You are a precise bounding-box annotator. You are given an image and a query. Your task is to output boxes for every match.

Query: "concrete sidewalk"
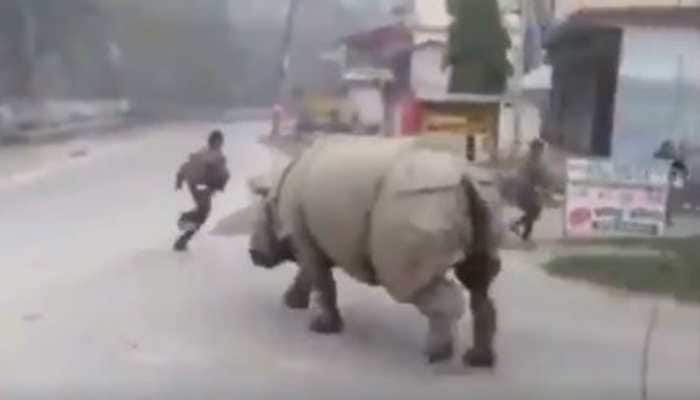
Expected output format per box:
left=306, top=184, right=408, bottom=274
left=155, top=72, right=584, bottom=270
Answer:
left=0, top=120, right=164, bottom=192
left=230, top=131, right=700, bottom=399
left=0, top=99, right=130, bottom=145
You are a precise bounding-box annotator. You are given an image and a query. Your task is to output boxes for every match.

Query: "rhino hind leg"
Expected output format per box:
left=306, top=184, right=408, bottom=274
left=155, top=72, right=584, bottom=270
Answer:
left=463, top=294, right=496, bottom=368
left=454, top=253, right=501, bottom=368
left=412, top=277, right=465, bottom=364
left=284, top=269, right=311, bottom=309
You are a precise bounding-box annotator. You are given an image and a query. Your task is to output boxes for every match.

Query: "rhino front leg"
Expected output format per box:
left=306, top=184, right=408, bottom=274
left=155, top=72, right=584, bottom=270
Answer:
left=292, top=209, right=343, bottom=334
left=412, top=277, right=465, bottom=364
left=454, top=253, right=501, bottom=368
left=284, top=268, right=311, bottom=309
left=308, top=266, right=343, bottom=334
left=291, top=225, right=344, bottom=334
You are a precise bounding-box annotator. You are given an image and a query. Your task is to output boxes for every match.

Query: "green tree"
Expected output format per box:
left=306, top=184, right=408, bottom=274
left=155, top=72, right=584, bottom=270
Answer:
left=445, top=0, right=512, bottom=94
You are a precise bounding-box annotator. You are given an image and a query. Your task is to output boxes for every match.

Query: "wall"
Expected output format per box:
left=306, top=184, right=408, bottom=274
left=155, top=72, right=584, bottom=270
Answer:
left=545, top=43, right=597, bottom=154
left=346, top=46, right=377, bottom=69
left=612, top=26, right=700, bottom=164
left=544, top=26, right=623, bottom=157
left=497, top=101, right=543, bottom=159
left=409, top=44, right=450, bottom=98
left=348, top=85, right=384, bottom=126
left=413, top=0, right=451, bottom=28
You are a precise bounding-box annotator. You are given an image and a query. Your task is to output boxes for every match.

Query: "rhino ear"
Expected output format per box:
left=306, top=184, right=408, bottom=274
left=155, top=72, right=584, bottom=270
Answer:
left=247, top=176, right=271, bottom=197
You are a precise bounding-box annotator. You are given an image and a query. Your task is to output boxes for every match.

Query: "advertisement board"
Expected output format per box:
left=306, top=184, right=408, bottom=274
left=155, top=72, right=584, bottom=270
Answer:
left=564, top=158, right=671, bottom=238
left=422, top=112, right=470, bottom=135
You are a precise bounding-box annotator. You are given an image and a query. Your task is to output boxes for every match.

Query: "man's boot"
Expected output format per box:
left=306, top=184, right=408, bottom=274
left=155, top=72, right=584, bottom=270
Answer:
left=173, top=230, right=195, bottom=252
left=178, top=212, right=198, bottom=233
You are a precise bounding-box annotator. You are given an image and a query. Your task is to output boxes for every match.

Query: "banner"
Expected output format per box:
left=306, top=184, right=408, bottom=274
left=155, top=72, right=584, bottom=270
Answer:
left=421, top=108, right=498, bottom=136
left=564, top=158, right=670, bottom=238
left=422, top=112, right=470, bottom=135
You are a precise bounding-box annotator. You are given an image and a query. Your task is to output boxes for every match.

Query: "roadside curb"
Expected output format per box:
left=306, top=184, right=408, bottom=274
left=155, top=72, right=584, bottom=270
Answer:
left=0, top=116, right=141, bottom=146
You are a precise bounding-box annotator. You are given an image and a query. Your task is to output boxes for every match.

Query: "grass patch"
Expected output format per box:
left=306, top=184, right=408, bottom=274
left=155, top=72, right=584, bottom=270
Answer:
left=545, top=236, right=700, bottom=303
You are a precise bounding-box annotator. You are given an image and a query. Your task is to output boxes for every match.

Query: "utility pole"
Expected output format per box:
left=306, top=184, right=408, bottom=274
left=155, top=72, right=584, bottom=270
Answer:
left=671, top=54, right=686, bottom=144
left=271, top=0, right=302, bottom=137
left=510, top=0, right=527, bottom=161
left=17, top=0, right=37, bottom=99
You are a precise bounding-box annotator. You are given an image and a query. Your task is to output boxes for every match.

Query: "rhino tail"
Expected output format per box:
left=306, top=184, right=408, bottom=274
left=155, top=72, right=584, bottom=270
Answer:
left=461, top=176, right=495, bottom=255
left=457, top=176, right=502, bottom=290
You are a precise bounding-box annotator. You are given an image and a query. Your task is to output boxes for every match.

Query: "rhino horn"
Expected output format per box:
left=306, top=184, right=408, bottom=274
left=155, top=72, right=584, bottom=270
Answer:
left=247, top=175, right=271, bottom=197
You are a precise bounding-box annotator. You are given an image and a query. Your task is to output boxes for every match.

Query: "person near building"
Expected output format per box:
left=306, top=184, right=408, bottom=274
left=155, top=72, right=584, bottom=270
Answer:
left=174, top=130, right=230, bottom=251
left=509, top=138, right=553, bottom=243
left=654, top=140, right=689, bottom=227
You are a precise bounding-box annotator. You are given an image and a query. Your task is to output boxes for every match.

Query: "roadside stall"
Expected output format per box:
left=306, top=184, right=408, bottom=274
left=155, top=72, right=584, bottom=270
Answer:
left=403, top=92, right=504, bottom=163
left=397, top=36, right=506, bottom=163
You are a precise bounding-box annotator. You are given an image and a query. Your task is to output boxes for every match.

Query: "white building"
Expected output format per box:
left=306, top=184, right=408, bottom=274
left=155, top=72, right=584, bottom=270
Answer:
left=400, top=0, right=451, bottom=44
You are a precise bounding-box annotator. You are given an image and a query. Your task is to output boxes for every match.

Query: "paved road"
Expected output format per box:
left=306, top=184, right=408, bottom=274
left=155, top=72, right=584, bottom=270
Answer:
left=0, top=122, right=698, bottom=399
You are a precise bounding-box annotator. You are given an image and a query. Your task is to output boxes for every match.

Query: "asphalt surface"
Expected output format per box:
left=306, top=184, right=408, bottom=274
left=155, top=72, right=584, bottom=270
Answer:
left=0, top=121, right=698, bottom=399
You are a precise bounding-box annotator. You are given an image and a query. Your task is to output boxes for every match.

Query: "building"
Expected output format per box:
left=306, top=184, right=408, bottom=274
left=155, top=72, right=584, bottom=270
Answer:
left=543, top=6, right=700, bottom=164
left=541, top=5, right=700, bottom=211
left=331, top=0, right=514, bottom=151
left=405, top=0, right=450, bottom=43
left=553, top=0, right=700, bottom=20
left=409, top=41, right=450, bottom=98
left=335, top=23, right=413, bottom=134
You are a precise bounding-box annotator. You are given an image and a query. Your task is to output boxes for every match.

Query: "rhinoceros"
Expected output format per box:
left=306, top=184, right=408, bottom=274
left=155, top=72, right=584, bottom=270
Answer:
left=248, top=136, right=503, bottom=367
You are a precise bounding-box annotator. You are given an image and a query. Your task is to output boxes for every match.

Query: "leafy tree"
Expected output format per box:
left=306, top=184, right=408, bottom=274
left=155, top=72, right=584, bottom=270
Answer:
left=445, top=0, right=512, bottom=94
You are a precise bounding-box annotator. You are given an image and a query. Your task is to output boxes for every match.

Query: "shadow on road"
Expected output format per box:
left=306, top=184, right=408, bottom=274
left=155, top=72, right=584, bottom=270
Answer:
left=210, top=205, right=256, bottom=237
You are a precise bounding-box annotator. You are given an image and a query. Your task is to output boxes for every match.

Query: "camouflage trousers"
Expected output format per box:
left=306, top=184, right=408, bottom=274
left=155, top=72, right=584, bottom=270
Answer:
left=174, top=184, right=213, bottom=250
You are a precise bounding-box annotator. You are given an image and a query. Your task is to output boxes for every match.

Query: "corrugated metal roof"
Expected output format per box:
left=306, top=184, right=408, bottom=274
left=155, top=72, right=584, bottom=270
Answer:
left=339, top=23, right=412, bottom=47
left=413, top=0, right=451, bottom=29
left=570, top=6, right=700, bottom=28
left=546, top=6, right=700, bottom=46
left=411, top=39, right=447, bottom=50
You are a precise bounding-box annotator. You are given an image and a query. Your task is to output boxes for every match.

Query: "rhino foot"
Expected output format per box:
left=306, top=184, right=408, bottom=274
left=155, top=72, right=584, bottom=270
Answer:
left=284, top=288, right=310, bottom=310
left=309, top=312, right=344, bottom=334
left=426, top=342, right=454, bottom=364
left=463, top=348, right=495, bottom=368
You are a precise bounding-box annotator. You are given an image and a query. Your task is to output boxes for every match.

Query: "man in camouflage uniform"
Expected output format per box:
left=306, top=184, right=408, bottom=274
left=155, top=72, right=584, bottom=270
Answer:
left=654, top=140, right=689, bottom=227
left=174, top=130, right=230, bottom=251
left=509, top=139, right=550, bottom=242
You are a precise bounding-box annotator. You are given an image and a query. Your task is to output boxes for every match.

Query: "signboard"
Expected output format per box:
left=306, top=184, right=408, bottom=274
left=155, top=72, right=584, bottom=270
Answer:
left=564, top=158, right=671, bottom=238
left=423, top=113, right=469, bottom=134
left=422, top=109, right=496, bottom=136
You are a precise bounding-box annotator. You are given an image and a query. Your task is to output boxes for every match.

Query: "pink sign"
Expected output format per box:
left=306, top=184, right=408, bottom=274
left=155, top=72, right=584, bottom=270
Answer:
left=564, top=158, right=670, bottom=238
